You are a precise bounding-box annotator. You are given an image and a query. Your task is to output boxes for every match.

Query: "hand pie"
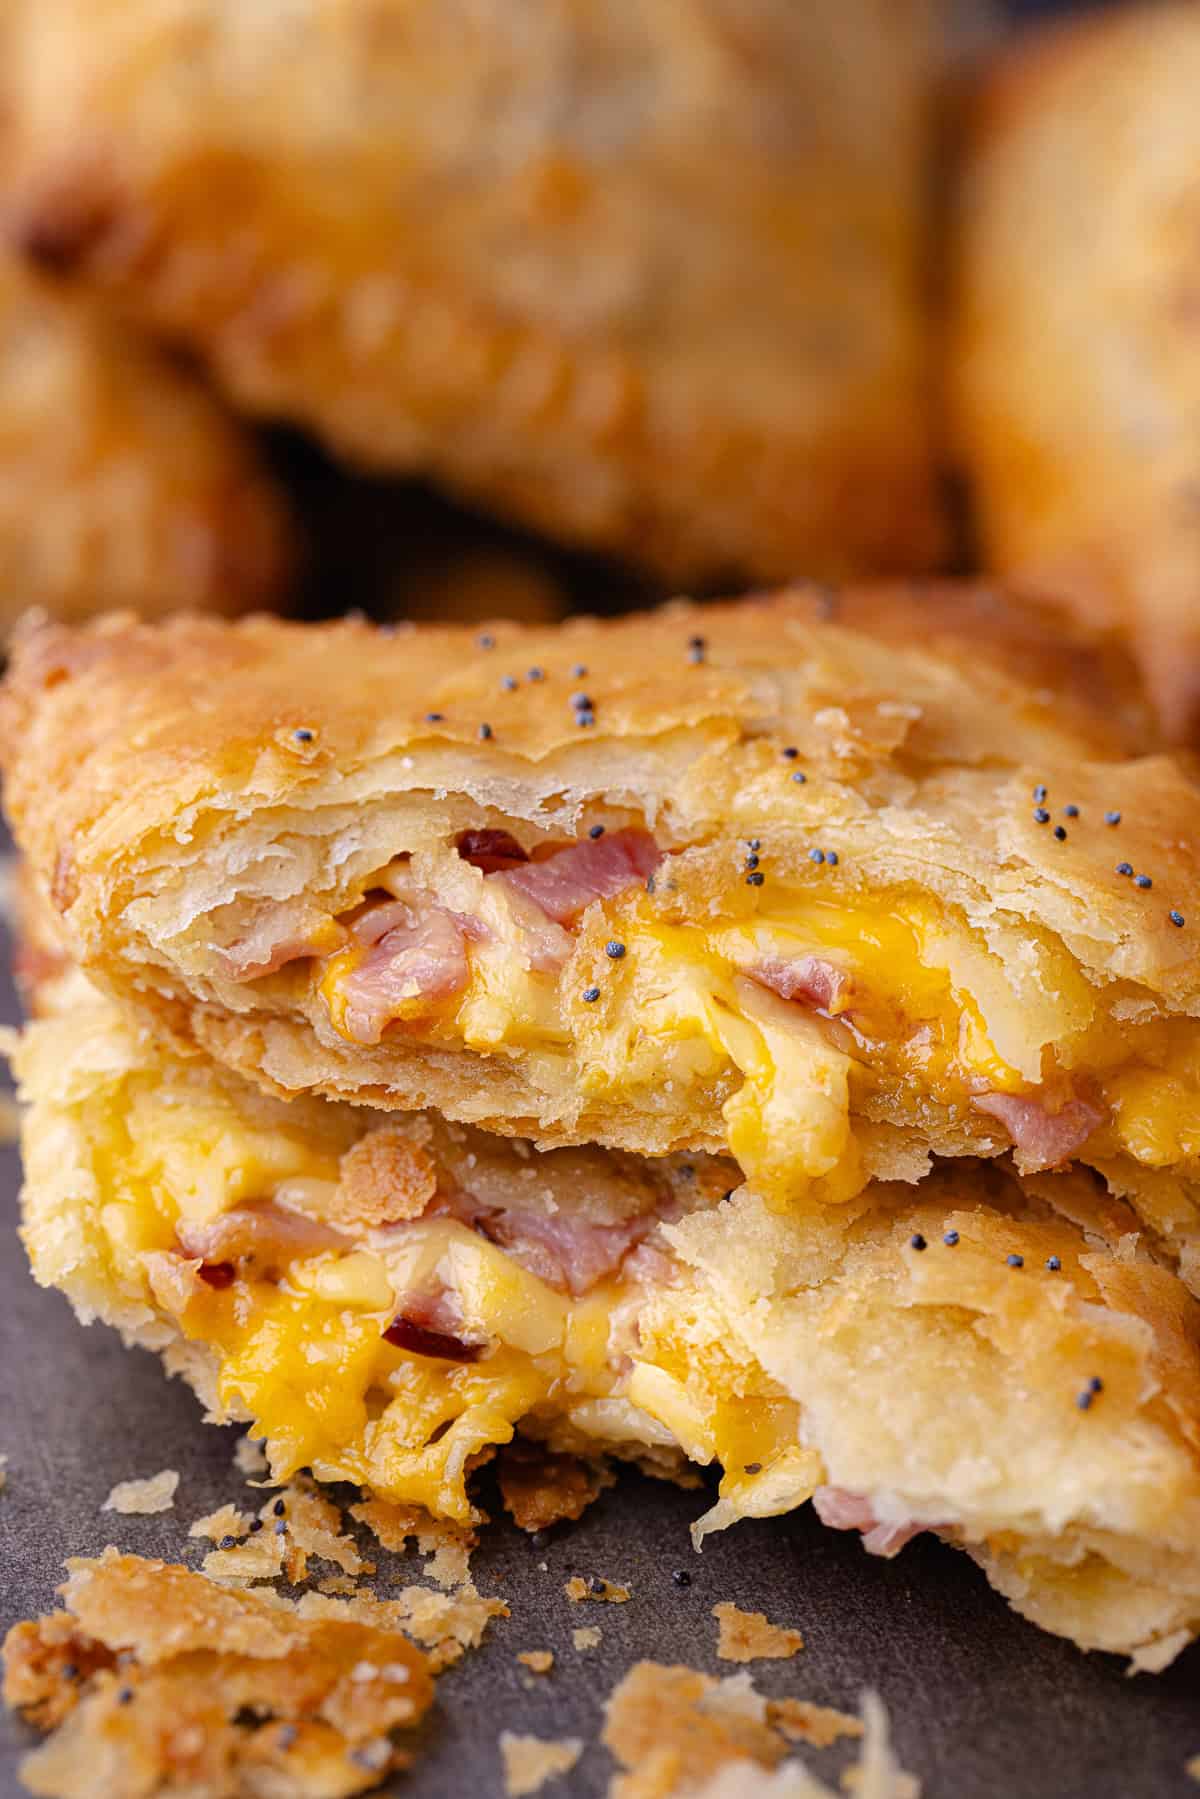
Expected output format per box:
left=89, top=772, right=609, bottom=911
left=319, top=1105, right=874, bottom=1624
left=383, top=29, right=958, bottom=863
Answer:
left=952, top=1, right=1200, bottom=740
left=1, top=0, right=943, bottom=583
left=5, top=589, right=1199, bottom=1259
left=14, top=961, right=1200, bottom=1667
left=0, top=257, right=293, bottom=625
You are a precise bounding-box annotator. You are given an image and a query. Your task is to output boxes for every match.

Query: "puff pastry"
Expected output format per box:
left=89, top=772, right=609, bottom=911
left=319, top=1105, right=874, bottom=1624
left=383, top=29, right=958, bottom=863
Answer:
left=0, top=258, right=293, bottom=625
left=952, top=1, right=1200, bottom=740
left=1, top=0, right=942, bottom=583
left=15, top=962, right=1200, bottom=1667
left=7, top=589, right=1199, bottom=1247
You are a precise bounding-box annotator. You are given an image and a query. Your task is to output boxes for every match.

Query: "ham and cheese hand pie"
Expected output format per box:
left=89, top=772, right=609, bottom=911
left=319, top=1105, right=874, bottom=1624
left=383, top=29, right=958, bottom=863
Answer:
left=15, top=967, right=1200, bottom=1667
left=1, top=0, right=943, bottom=584
left=5, top=587, right=1200, bottom=1243
left=0, top=258, right=294, bottom=625
left=951, top=1, right=1200, bottom=741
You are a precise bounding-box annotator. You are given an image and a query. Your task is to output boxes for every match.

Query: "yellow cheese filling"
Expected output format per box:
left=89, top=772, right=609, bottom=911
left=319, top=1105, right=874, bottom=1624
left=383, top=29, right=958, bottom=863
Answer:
left=318, top=878, right=1199, bottom=1203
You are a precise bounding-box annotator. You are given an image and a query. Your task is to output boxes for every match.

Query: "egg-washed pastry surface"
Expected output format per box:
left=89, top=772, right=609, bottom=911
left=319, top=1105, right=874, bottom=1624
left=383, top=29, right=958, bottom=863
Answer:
left=951, top=1, right=1200, bottom=741
left=14, top=969, right=1200, bottom=1666
left=1, top=0, right=942, bottom=584
left=4, top=589, right=1198, bottom=1237
left=0, top=258, right=294, bottom=625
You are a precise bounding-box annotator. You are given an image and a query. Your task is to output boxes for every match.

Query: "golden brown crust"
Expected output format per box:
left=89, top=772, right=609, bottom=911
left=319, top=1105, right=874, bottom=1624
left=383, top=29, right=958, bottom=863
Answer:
left=2, top=0, right=943, bottom=581
left=951, top=0, right=1200, bottom=740
left=2, top=1551, right=434, bottom=1799
left=0, top=258, right=294, bottom=626
left=3, top=586, right=1194, bottom=1212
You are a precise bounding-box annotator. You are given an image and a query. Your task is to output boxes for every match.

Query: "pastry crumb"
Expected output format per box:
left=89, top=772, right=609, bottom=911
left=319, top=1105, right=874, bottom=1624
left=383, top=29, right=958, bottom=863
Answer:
left=572, top=1626, right=602, bottom=1652
left=499, top=1731, right=582, bottom=1796
left=101, top=1470, right=179, bottom=1515
left=768, top=1697, right=863, bottom=1748
left=187, top=1502, right=252, bottom=1543
left=351, top=1497, right=476, bottom=1589
left=1186, top=1753, right=1200, bottom=1782
left=565, top=1574, right=630, bottom=1604
left=2, top=1549, right=434, bottom=1798
left=232, top=1435, right=269, bottom=1477
left=317, top=1574, right=361, bottom=1596
left=498, top=1440, right=613, bottom=1533
left=712, top=1602, right=803, bottom=1663
left=517, top=1650, right=554, bottom=1674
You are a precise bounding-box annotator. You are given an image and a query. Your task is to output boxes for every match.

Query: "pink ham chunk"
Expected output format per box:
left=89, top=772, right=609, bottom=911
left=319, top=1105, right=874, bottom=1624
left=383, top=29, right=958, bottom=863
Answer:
left=972, top=1092, right=1102, bottom=1171
left=495, top=828, right=662, bottom=925
left=436, top=1187, right=655, bottom=1297
left=177, top=1203, right=350, bottom=1272
left=338, top=898, right=471, bottom=1043
left=220, top=910, right=339, bottom=980
left=813, top=1486, right=930, bottom=1558
left=750, top=955, right=851, bottom=1013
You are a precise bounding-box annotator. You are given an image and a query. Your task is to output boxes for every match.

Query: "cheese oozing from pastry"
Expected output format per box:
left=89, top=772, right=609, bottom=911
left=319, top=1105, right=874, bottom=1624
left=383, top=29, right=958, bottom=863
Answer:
left=237, top=825, right=1200, bottom=1208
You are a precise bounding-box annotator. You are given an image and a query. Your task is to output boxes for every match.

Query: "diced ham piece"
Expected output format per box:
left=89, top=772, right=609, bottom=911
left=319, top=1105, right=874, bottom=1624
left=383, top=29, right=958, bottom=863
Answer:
left=177, top=1203, right=349, bottom=1271
left=383, top=1288, right=484, bottom=1362
left=750, top=955, right=851, bottom=1014
left=434, top=1187, right=657, bottom=1297
left=495, top=828, right=662, bottom=925
left=338, top=899, right=470, bottom=1043
left=456, top=828, right=529, bottom=874
left=813, top=1487, right=928, bottom=1559
left=972, top=1092, right=1102, bottom=1171
left=220, top=911, right=337, bottom=980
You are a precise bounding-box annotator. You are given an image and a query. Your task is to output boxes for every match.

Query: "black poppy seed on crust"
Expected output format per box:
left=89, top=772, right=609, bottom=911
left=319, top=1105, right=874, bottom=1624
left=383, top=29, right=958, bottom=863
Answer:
left=826, top=850, right=839, bottom=867
left=1135, top=873, right=1152, bottom=890
left=219, top=1535, right=237, bottom=1550
left=1116, top=862, right=1133, bottom=877
left=1170, top=910, right=1186, bottom=927
left=528, top=666, right=545, bottom=682
left=1063, top=804, right=1079, bottom=818
left=1046, top=1255, right=1061, bottom=1272
left=478, top=722, right=493, bottom=740
left=293, top=727, right=314, bottom=743
left=117, top=1687, right=134, bottom=1706
left=1033, top=807, right=1050, bottom=824
left=589, top=1576, right=606, bottom=1594
left=501, top=675, right=518, bottom=691
left=1053, top=825, right=1068, bottom=841
left=570, top=692, right=592, bottom=710
left=745, top=854, right=760, bottom=871
left=572, top=663, right=588, bottom=678
left=1076, top=1386, right=1098, bottom=1411
left=605, top=941, right=626, bottom=959
left=576, top=711, right=596, bottom=728
left=478, top=632, right=495, bottom=649
left=746, top=870, right=765, bottom=887
left=782, top=746, right=799, bottom=760
left=1007, top=1253, right=1024, bottom=1269
left=1033, top=784, right=1047, bottom=803
left=273, top=1498, right=286, bottom=1516
left=747, top=838, right=761, bottom=851
left=582, top=986, right=601, bottom=1003
left=909, top=1233, right=927, bottom=1251
left=249, top=1518, right=263, bottom=1532
left=672, top=1569, right=692, bottom=1587
left=1105, top=810, right=1121, bottom=825
left=61, top=1665, right=79, bottom=1682
left=274, top=1518, right=288, bottom=1535
left=589, top=824, right=605, bottom=839
left=809, top=848, right=825, bottom=864
left=943, top=1230, right=959, bottom=1246
left=791, top=770, right=807, bottom=784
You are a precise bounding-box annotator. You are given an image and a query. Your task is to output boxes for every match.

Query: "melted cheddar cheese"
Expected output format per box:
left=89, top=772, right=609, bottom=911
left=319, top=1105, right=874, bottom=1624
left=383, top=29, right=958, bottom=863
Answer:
left=317, top=877, right=1200, bottom=1203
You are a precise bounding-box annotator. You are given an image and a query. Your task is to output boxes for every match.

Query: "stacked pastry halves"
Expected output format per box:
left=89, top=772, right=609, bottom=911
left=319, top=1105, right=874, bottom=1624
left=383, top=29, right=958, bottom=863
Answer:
left=6, top=585, right=1200, bottom=1667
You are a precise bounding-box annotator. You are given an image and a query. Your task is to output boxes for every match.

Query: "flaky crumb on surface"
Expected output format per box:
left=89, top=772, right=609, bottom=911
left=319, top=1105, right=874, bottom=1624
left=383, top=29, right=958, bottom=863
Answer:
left=2, top=1549, right=434, bottom=1799
left=713, top=1603, right=804, bottom=1664
left=500, top=1731, right=583, bottom=1795
left=498, top=1440, right=614, bottom=1533
left=101, top=1471, right=179, bottom=1515
left=317, top=1575, right=361, bottom=1597
left=187, top=1503, right=252, bottom=1544
left=517, top=1650, right=555, bottom=1674
left=573, top=1626, right=602, bottom=1652
left=565, top=1575, right=630, bottom=1604
left=232, top=1435, right=268, bottom=1477
left=603, top=1667, right=914, bottom=1799
left=351, top=1496, right=475, bottom=1589
left=768, top=1699, right=863, bottom=1749
left=1186, top=1752, right=1200, bottom=1783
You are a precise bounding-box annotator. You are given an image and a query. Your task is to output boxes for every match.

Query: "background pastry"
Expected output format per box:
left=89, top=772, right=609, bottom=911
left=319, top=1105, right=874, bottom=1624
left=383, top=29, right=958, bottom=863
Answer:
left=1, top=0, right=944, bottom=584
left=5, top=591, right=1198, bottom=1256
left=0, top=258, right=293, bottom=625
left=951, top=0, right=1200, bottom=740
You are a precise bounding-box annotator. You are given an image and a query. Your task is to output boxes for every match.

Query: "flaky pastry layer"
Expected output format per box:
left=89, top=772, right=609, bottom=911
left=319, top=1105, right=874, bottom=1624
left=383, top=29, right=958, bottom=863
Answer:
left=4, top=592, right=1199, bottom=1235
left=14, top=973, right=1200, bottom=1665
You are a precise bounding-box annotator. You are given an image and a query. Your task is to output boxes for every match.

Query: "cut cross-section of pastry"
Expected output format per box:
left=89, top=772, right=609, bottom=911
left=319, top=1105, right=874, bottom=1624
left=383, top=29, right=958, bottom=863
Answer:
left=14, top=964, right=1200, bottom=1666
left=3, top=587, right=1197, bottom=1227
